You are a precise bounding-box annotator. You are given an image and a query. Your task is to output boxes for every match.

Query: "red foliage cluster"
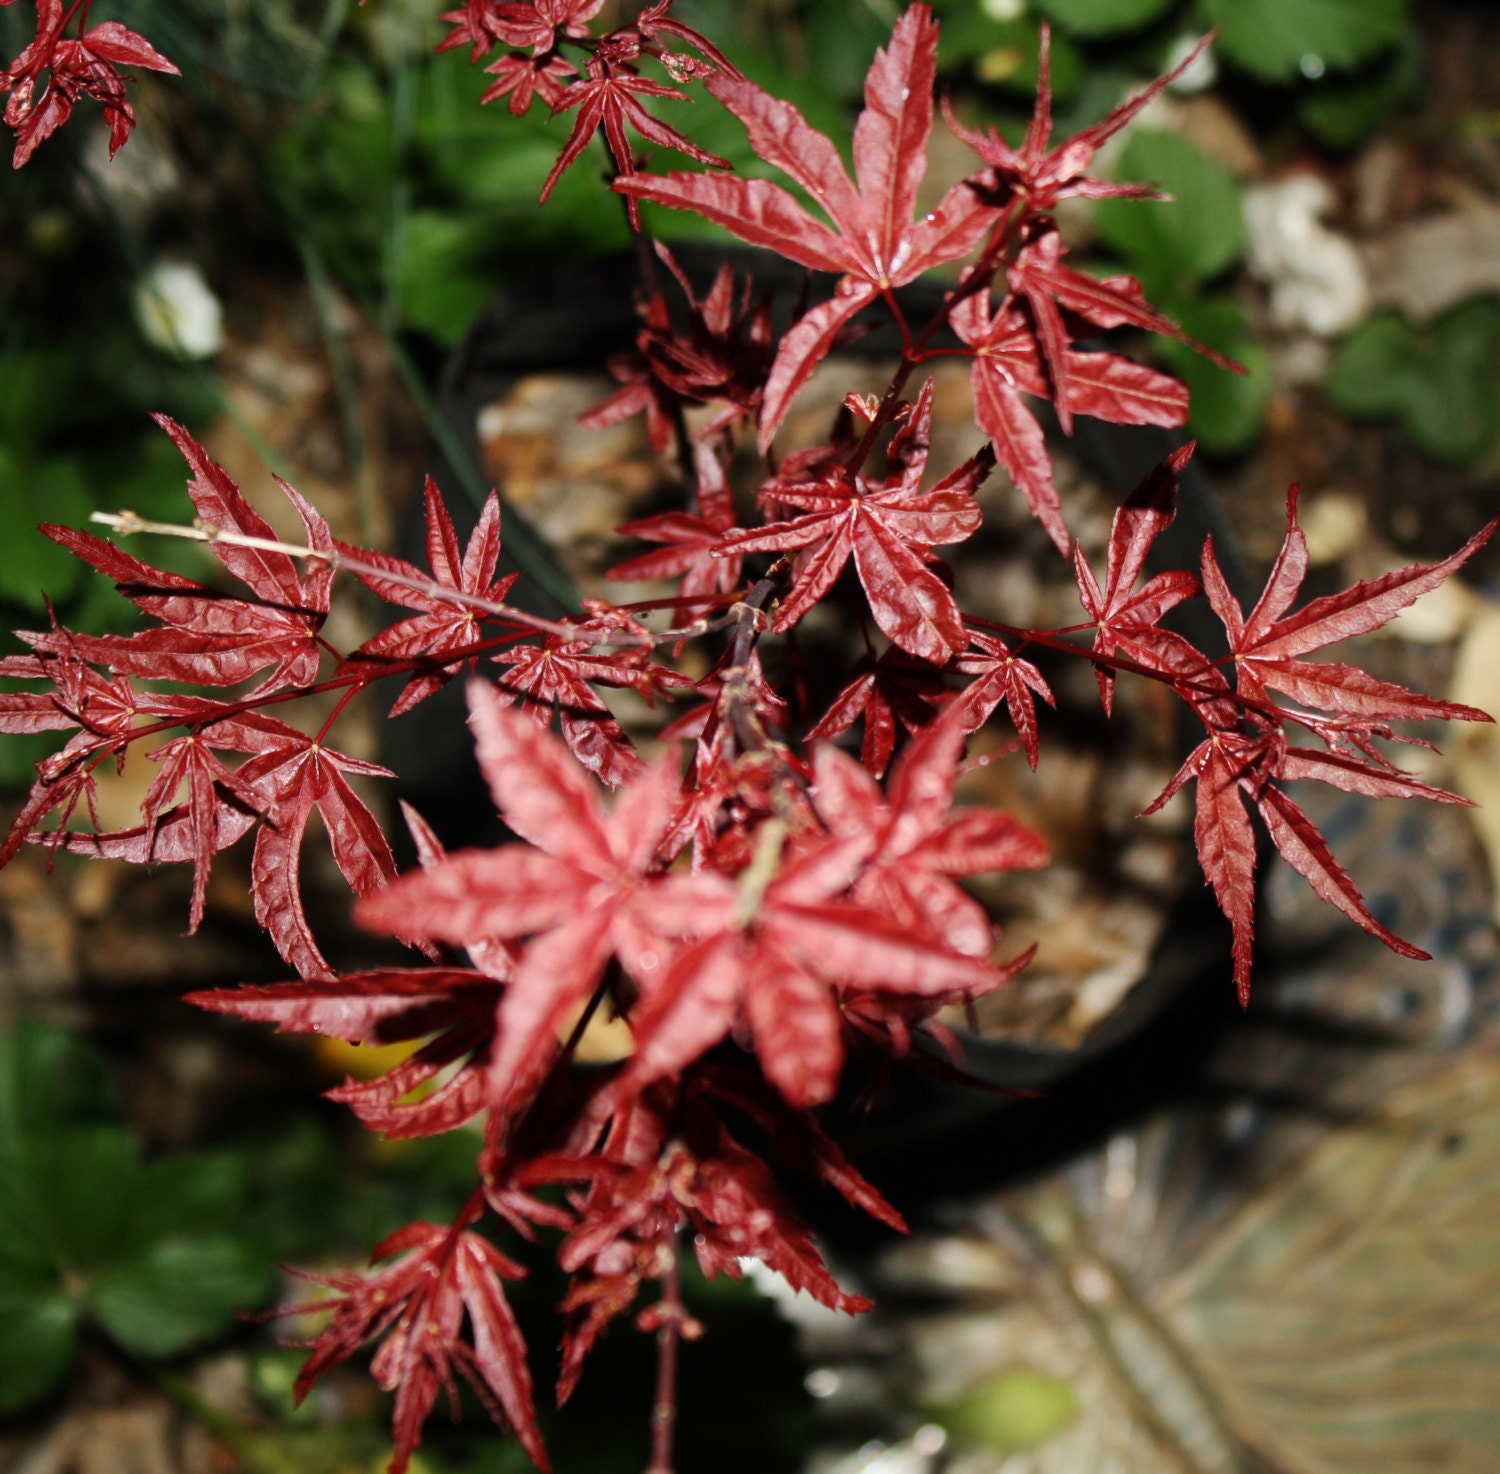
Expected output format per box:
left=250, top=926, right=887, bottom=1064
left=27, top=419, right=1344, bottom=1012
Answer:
left=2, top=4, right=1493, bottom=1471
left=0, top=0, right=177, bottom=167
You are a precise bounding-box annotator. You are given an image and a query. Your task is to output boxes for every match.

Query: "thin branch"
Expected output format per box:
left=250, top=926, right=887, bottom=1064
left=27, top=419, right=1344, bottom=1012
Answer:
left=90, top=510, right=576, bottom=640
left=646, top=1235, right=685, bottom=1474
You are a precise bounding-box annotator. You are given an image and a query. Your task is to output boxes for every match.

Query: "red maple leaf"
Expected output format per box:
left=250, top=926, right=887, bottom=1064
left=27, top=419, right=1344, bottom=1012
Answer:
left=1072, top=444, right=1201, bottom=714
left=608, top=439, right=744, bottom=600
left=581, top=244, right=773, bottom=449
left=1200, top=487, right=1498, bottom=730
left=340, top=480, right=521, bottom=716
left=551, top=1079, right=874, bottom=1401
left=228, top=714, right=398, bottom=980
left=655, top=654, right=795, bottom=867
left=951, top=631, right=1055, bottom=769
left=617, top=800, right=1028, bottom=1109
left=492, top=627, right=692, bottom=786
left=440, top=0, right=602, bottom=58
left=952, top=287, right=1189, bottom=552
left=502, top=0, right=604, bottom=50
left=632, top=2, right=740, bottom=81
left=480, top=50, right=576, bottom=114
left=808, top=645, right=949, bottom=778
left=189, top=967, right=503, bottom=1138
left=437, top=1, right=513, bottom=60
left=1006, top=224, right=1238, bottom=437
left=811, top=708, right=1048, bottom=959
left=0, top=651, right=232, bottom=870
left=1147, top=726, right=1466, bottom=1007
left=26, top=421, right=334, bottom=696
left=2, top=1, right=178, bottom=166
left=283, top=1220, right=545, bottom=1474
left=944, top=25, right=1211, bottom=214
left=719, top=381, right=992, bottom=664
left=541, top=62, right=728, bottom=224
left=357, top=683, right=720, bottom=1115
left=1148, top=494, right=1496, bottom=1003
left=616, top=3, right=993, bottom=448
left=23, top=698, right=393, bottom=978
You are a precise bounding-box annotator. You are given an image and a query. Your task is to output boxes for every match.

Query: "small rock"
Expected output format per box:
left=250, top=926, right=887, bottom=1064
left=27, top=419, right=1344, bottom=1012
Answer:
left=1363, top=197, right=1500, bottom=322
left=1245, top=174, right=1370, bottom=336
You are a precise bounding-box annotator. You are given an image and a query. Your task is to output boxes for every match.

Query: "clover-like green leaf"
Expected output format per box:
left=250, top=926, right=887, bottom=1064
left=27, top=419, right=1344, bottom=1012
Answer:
left=0, top=1269, right=76, bottom=1416
left=92, top=1233, right=274, bottom=1358
left=0, top=1022, right=276, bottom=1408
left=1200, top=0, right=1409, bottom=83
left=1327, top=299, right=1500, bottom=464
left=1033, top=0, right=1177, bottom=39
left=1156, top=295, right=1271, bottom=454
left=1092, top=130, right=1246, bottom=291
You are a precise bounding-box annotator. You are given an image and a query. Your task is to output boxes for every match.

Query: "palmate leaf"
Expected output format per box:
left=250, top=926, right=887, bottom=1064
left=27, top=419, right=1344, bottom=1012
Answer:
left=230, top=717, right=398, bottom=980
left=357, top=683, right=726, bottom=1115
left=952, top=292, right=1190, bottom=553
left=812, top=714, right=1048, bottom=959
left=1152, top=492, right=1497, bottom=1002
left=1, top=4, right=178, bottom=166
left=1201, top=488, right=1498, bottom=724
left=719, top=381, right=991, bottom=664
left=187, top=969, right=503, bottom=1136
left=287, top=1222, right=546, bottom=1474
left=809, top=645, right=948, bottom=778
left=340, top=481, right=520, bottom=717
left=1072, top=443, right=1199, bottom=715
left=541, top=67, right=728, bottom=226
left=616, top=3, right=992, bottom=448
left=619, top=710, right=1039, bottom=1110
left=23, top=418, right=334, bottom=699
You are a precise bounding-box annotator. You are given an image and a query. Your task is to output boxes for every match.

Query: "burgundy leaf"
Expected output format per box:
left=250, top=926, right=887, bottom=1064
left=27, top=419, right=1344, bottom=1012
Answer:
left=952, top=630, right=1054, bottom=767
left=719, top=381, right=988, bottom=663
left=946, top=24, right=1211, bottom=213
left=1072, top=444, right=1199, bottom=713
left=617, top=4, right=993, bottom=446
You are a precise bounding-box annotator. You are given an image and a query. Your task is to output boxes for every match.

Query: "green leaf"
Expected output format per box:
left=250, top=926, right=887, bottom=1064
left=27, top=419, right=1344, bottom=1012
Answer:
left=1325, top=312, right=1416, bottom=414
left=395, top=211, right=500, bottom=346
left=0, top=731, right=54, bottom=791
left=0, top=1281, right=76, bottom=1415
left=1092, top=130, right=1245, bottom=291
left=1326, top=300, right=1500, bottom=464
left=7, top=1125, right=139, bottom=1269
left=1032, top=0, right=1179, bottom=40
left=0, top=1023, right=276, bottom=1388
left=0, top=450, right=94, bottom=613
left=1156, top=295, right=1271, bottom=454
left=1199, top=0, right=1409, bottom=83
left=0, top=1019, right=115, bottom=1140
left=0, top=1024, right=129, bottom=1268
left=804, top=3, right=901, bottom=101
left=1298, top=29, right=1422, bottom=148
left=0, top=348, right=84, bottom=452
left=961, top=21, right=1084, bottom=99
left=91, top=1232, right=274, bottom=1357
left=130, top=1151, right=254, bottom=1249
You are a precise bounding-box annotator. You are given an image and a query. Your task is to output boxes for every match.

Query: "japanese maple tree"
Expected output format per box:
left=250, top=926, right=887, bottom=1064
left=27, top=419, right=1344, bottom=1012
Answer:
left=2, top=4, right=1494, bottom=1472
